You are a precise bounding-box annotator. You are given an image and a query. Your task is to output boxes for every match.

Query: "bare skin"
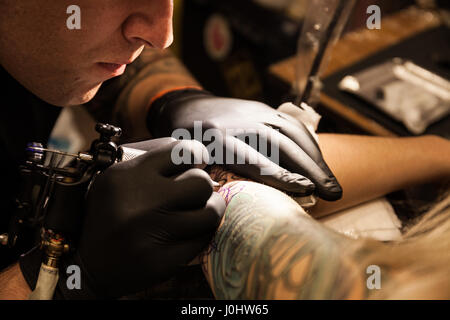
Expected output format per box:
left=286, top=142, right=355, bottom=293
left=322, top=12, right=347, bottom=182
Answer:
left=310, top=134, right=450, bottom=217
left=0, top=0, right=174, bottom=107
left=0, top=264, right=30, bottom=299
left=210, top=134, right=450, bottom=218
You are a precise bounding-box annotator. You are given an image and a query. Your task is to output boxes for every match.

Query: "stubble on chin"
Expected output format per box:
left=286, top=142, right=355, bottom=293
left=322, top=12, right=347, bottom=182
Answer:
left=61, top=82, right=103, bottom=107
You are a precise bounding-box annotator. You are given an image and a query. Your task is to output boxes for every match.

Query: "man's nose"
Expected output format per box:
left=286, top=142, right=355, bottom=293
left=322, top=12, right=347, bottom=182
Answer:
left=122, top=0, right=174, bottom=49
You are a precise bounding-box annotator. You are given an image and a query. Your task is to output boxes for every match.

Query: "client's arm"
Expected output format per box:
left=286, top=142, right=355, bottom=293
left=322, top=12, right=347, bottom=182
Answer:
left=202, top=134, right=450, bottom=299
left=213, top=134, right=450, bottom=217
left=201, top=180, right=368, bottom=299
left=311, top=134, right=450, bottom=217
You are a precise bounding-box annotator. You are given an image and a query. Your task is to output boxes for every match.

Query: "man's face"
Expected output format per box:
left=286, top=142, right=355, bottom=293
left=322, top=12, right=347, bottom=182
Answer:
left=0, top=0, right=173, bottom=106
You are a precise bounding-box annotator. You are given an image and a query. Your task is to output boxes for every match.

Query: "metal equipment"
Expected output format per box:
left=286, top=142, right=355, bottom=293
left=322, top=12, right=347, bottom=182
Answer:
left=1, top=123, right=145, bottom=299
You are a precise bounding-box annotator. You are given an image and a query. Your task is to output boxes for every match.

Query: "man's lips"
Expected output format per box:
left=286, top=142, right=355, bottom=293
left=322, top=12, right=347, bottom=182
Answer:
left=97, top=62, right=128, bottom=76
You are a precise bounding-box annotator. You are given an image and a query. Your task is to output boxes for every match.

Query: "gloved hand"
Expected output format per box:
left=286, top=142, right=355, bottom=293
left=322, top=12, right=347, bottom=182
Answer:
left=20, top=137, right=225, bottom=299
left=148, top=89, right=342, bottom=201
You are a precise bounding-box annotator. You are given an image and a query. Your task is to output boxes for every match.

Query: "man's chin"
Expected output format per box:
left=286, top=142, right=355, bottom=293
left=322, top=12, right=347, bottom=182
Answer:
left=61, top=83, right=103, bottom=107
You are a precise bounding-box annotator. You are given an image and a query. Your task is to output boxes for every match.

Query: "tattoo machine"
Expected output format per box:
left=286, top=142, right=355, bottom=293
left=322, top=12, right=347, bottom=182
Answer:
left=0, top=123, right=146, bottom=299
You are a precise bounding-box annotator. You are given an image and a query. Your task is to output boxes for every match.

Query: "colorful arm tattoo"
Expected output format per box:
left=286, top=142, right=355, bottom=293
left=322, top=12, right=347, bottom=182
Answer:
left=202, top=172, right=369, bottom=299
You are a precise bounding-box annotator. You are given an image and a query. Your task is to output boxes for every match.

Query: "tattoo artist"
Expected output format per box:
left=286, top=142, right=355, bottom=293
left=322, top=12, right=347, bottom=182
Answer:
left=0, top=1, right=342, bottom=299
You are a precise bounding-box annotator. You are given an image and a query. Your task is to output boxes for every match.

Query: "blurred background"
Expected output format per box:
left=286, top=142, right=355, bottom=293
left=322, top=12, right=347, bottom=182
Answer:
left=172, top=0, right=412, bottom=98
left=171, top=0, right=449, bottom=138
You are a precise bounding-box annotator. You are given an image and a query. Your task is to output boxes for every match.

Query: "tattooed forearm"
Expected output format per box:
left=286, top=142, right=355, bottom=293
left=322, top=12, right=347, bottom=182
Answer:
left=203, top=181, right=369, bottom=300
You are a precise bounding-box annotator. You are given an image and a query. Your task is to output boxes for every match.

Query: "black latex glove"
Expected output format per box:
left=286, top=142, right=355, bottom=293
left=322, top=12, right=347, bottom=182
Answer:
left=148, top=89, right=342, bottom=201
left=20, top=137, right=225, bottom=299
